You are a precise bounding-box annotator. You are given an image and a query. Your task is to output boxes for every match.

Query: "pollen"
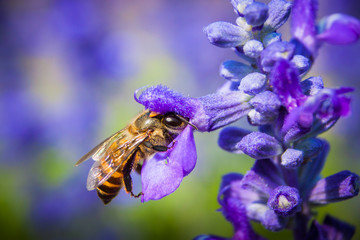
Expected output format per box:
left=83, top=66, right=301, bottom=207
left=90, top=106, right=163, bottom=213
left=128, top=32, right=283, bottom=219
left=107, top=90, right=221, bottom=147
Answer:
left=278, top=195, right=291, bottom=209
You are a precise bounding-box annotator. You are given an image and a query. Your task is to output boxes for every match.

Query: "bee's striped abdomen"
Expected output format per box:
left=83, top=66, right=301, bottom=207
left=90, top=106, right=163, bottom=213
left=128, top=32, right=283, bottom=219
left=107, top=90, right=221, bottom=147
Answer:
left=96, top=171, right=123, bottom=205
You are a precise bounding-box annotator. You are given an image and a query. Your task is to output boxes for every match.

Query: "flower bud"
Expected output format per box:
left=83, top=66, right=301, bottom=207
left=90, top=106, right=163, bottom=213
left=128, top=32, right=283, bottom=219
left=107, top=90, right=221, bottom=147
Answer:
left=237, top=132, right=283, bottom=159
left=243, top=40, right=264, bottom=58
left=281, top=148, right=304, bottom=168
left=291, top=55, right=310, bottom=76
left=249, top=90, right=281, bottom=114
left=263, top=0, right=292, bottom=32
left=219, top=60, right=253, bottom=81
left=300, top=76, right=324, bottom=96
left=239, top=72, right=266, bottom=95
left=243, top=2, right=269, bottom=27
left=262, top=32, right=282, bottom=47
left=309, top=171, right=360, bottom=205
left=204, top=21, right=251, bottom=48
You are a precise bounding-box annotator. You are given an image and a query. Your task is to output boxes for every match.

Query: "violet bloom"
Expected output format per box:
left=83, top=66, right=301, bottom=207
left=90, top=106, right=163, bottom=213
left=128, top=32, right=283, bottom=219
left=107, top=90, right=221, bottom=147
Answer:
left=196, top=0, right=360, bottom=239
left=135, top=85, right=253, bottom=201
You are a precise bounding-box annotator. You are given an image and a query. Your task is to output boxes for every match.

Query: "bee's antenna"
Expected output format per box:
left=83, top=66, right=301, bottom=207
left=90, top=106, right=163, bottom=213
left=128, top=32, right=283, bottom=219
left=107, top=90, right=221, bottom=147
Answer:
left=175, top=114, right=198, bottom=131
left=134, top=86, right=148, bottom=103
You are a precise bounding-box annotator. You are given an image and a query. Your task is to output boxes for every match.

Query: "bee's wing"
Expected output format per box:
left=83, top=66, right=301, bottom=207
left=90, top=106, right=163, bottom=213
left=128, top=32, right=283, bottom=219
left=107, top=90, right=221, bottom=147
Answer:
left=75, top=130, right=126, bottom=166
left=86, top=132, right=149, bottom=190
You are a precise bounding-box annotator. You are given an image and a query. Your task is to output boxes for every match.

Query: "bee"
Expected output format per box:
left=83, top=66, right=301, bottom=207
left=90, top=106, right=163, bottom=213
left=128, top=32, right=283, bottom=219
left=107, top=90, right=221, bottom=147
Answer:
left=76, top=110, right=197, bottom=204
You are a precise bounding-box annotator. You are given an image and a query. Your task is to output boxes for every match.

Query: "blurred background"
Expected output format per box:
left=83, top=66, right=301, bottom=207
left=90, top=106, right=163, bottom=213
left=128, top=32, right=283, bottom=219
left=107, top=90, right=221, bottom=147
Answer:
left=0, top=0, right=359, bottom=239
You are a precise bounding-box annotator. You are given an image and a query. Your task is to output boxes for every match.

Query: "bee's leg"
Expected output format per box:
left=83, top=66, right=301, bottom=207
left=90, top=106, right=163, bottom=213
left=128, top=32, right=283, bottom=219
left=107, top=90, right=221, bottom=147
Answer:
left=134, top=163, right=143, bottom=174
left=123, top=174, right=143, bottom=198
left=143, top=141, right=169, bottom=152
left=122, top=154, right=143, bottom=198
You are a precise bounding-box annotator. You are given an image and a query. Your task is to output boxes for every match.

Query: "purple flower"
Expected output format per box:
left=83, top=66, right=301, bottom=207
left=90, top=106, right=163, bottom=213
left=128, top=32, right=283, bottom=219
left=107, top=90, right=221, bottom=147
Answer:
left=194, top=173, right=266, bottom=240
left=141, top=125, right=196, bottom=201
left=269, top=59, right=306, bottom=112
left=198, top=0, right=360, bottom=238
left=136, top=85, right=253, bottom=200
left=219, top=160, right=288, bottom=231
left=291, top=0, right=360, bottom=57
left=281, top=87, right=353, bottom=143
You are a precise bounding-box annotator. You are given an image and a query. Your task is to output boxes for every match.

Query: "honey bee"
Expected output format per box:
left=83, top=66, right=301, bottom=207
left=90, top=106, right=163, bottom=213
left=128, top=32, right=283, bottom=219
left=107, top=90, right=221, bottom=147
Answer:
left=76, top=110, right=197, bottom=204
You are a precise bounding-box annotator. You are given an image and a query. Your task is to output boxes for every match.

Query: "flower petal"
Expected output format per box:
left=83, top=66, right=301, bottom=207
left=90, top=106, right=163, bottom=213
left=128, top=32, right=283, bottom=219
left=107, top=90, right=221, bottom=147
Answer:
left=261, top=41, right=295, bottom=72
left=141, top=126, right=196, bottom=201
left=135, top=85, right=196, bottom=119
left=270, top=59, right=306, bottom=112
left=317, top=13, right=360, bottom=45
left=193, top=91, right=252, bottom=132
left=291, top=0, right=318, bottom=56
left=241, top=159, right=285, bottom=195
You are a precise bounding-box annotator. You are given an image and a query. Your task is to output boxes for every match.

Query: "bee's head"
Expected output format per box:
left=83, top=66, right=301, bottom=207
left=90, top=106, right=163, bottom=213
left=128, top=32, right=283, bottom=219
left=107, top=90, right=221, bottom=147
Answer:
left=135, top=111, right=197, bottom=134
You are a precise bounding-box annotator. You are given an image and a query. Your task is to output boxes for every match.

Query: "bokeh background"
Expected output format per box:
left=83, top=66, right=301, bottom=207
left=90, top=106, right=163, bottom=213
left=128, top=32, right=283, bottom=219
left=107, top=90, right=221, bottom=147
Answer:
left=1, top=0, right=359, bottom=239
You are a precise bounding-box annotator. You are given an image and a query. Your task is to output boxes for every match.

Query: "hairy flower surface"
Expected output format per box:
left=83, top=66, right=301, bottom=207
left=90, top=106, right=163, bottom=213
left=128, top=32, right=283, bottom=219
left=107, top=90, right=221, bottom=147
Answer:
left=195, top=0, right=360, bottom=239
left=135, top=85, right=253, bottom=200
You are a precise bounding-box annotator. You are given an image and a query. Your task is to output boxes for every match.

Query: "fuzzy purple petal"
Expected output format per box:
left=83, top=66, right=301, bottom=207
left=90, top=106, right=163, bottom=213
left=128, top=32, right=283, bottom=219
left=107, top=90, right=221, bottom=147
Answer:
left=291, top=0, right=318, bottom=55
left=317, top=14, right=360, bottom=45
left=270, top=59, right=306, bottom=112
left=193, top=91, right=252, bottom=132
left=141, top=126, right=196, bottom=201
left=135, top=85, right=196, bottom=119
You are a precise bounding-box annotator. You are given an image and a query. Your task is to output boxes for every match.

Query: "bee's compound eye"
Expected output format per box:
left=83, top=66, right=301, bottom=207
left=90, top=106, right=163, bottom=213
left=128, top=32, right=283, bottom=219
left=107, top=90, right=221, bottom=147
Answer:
left=164, top=113, right=183, bottom=128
